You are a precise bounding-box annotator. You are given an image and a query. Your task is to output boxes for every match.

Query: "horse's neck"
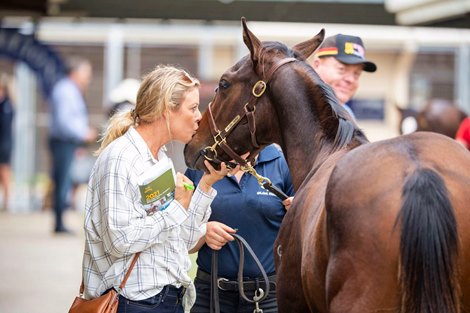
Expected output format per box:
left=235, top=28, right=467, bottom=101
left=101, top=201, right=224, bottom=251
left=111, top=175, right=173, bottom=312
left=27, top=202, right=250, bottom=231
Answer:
left=280, top=128, right=364, bottom=190
left=280, top=137, right=343, bottom=190
left=272, top=105, right=329, bottom=188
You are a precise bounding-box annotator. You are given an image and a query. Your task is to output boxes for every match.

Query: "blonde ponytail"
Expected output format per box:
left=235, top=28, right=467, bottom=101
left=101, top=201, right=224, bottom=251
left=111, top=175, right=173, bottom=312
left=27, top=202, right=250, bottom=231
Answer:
left=94, top=110, right=134, bottom=156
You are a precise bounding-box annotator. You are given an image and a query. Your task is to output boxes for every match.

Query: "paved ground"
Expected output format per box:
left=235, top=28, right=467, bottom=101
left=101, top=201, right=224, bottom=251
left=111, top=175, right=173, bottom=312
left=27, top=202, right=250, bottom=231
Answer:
left=0, top=209, right=84, bottom=313
left=0, top=205, right=198, bottom=313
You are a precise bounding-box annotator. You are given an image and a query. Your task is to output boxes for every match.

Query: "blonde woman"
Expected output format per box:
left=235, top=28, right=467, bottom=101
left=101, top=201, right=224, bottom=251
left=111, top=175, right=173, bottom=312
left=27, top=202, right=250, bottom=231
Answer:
left=82, top=65, right=228, bottom=313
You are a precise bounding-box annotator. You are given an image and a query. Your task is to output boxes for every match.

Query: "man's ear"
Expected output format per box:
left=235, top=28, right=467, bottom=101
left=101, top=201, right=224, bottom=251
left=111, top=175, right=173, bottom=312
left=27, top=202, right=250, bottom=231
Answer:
left=312, top=57, right=321, bottom=70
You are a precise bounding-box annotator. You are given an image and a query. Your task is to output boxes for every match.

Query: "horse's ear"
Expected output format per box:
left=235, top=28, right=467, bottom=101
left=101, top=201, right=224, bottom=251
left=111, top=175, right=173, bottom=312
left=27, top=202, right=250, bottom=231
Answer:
left=292, top=29, right=325, bottom=59
left=241, top=17, right=261, bottom=65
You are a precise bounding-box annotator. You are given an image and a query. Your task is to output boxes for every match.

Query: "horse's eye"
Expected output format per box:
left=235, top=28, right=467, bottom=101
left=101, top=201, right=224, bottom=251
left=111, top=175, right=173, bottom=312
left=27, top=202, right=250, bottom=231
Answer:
left=218, top=79, right=230, bottom=90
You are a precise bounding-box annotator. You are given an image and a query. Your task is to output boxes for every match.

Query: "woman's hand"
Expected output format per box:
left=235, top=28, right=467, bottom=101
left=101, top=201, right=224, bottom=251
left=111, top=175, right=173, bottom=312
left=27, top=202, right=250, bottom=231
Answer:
left=174, top=172, right=194, bottom=209
left=205, top=221, right=237, bottom=250
left=198, top=160, right=229, bottom=193
left=226, top=163, right=241, bottom=178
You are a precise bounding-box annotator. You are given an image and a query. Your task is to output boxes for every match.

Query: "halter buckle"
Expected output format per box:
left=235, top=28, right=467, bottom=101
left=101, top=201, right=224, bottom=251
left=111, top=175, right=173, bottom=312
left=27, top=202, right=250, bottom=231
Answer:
left=244, top=102, right=256, bottom=113
left=252, top=80, right=267, bottom=97
left=212, top=131, right=226, bottom=147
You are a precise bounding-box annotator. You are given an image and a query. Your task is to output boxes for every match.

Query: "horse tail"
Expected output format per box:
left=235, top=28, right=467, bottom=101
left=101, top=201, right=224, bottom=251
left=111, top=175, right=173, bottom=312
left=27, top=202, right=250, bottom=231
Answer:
left=396, top=168, right=460, bottom=313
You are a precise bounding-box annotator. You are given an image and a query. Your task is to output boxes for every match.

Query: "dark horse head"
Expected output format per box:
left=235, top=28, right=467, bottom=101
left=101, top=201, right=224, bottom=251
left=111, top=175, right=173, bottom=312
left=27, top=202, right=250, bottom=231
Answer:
left=184, top=18, right=366, bottom=188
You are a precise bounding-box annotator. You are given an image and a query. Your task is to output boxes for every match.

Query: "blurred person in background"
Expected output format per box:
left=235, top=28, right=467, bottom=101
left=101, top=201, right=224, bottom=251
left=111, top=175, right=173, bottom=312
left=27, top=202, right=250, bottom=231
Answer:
left=107, top=78, right=141, bottom=118
left=312, top=33, right=377, bottom=119
left=69, top=78, right=141, bottom=211
left=455, top=116, right=470, bottom=150
left=47, top=56, right=97, bottom=233
left=0, top=73, right=15, bottom=212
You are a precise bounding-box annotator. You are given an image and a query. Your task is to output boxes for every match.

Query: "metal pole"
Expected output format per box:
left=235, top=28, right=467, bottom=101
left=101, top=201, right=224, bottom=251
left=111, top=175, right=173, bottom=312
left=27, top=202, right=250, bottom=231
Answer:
left=198, top=27, right=214, bottom=81
left=103, top=25, right=124, bottom=107
left=455, top=44, right=470, bottom=114
left=11, top=62, right=37, bottom=213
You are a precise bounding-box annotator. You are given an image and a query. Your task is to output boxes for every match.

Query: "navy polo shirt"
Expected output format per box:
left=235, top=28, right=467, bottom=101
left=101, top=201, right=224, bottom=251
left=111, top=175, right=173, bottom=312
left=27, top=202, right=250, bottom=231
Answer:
left=185, top=144, right=294, bottom=279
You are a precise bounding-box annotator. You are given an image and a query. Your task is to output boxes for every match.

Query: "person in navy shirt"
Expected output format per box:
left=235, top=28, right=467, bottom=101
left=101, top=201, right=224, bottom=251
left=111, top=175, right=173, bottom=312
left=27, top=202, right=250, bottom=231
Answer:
left=186, top=144, right=294, bottom=313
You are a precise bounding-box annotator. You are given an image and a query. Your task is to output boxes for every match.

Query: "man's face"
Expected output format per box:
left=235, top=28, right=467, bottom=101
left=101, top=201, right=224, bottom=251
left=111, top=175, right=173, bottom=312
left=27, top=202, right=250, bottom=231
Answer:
left=313, top=57, right=363, bottom=104
left=71, top=63, right=92, bottom=92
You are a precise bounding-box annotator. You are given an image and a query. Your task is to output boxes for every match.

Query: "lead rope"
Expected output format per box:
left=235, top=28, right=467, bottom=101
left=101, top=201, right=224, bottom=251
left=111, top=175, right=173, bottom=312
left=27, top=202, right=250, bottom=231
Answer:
left=210, top=250, right=220, bottom=313
left=209, top=166, right=288, bottom=313
left=241, top=163, right=288, bottom=201
left=210, top=234, right=270, bottom=313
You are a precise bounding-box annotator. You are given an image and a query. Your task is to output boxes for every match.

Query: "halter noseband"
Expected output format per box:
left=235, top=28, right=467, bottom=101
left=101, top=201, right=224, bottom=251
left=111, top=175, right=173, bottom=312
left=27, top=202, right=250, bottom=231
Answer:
left=201, top=57, right=297, bottom=169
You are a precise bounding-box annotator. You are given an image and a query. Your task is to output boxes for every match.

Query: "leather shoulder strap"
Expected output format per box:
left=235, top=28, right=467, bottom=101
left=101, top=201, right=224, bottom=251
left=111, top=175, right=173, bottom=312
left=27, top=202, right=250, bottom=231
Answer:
left=79, top=252, right=141, bottom=295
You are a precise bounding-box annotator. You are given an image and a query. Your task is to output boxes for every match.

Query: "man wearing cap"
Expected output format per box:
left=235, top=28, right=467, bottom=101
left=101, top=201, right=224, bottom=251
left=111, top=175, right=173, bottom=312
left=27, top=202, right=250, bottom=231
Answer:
left=313, top=34, right=377, bottom=119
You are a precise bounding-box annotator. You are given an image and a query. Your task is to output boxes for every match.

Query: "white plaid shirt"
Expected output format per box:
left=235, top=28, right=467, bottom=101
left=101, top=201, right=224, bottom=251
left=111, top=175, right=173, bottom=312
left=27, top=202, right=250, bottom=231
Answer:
left=82, top=127, right=214, bottom=303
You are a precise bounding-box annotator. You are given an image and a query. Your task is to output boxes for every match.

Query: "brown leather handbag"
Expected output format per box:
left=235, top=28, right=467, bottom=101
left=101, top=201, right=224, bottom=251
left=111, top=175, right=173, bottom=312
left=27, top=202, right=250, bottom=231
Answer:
left=69, top=253, right=140, bottom=313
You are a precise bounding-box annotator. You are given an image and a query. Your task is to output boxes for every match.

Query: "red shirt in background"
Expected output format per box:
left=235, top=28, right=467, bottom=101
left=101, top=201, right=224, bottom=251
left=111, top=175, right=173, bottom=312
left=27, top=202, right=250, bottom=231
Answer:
left=455, top=117, right=470, bottom=150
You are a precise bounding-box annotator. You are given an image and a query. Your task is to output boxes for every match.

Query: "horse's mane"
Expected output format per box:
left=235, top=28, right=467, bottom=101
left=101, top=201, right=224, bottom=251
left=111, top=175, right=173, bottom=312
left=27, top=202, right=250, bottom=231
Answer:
left=301, top=62, right=367, bottom=150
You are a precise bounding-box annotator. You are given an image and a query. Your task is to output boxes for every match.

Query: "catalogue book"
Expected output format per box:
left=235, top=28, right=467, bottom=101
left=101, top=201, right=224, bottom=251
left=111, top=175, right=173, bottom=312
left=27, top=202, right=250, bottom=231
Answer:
left=137, top=157, right=176, bottom=214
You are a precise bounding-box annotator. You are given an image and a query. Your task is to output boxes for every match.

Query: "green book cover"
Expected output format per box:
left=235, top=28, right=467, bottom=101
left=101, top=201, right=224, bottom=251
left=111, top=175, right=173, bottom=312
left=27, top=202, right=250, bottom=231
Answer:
left=139, top=167, right=175, bottom=211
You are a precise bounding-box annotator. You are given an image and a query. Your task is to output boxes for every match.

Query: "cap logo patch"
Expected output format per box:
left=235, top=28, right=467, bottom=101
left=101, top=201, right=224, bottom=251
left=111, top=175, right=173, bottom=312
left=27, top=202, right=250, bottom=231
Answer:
left=315, top=47, right=338, bottom=57
left=344, top=42, right=365, bottom=59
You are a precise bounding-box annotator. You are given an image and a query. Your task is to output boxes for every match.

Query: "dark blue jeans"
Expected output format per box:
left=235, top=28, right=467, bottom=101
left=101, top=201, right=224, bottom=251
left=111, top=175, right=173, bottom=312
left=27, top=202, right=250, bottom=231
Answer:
left=117, top=285, right=185, bottom=313
left=190, top=276, right=278, bottom=313
left=48, top=138, right=78, bottom=231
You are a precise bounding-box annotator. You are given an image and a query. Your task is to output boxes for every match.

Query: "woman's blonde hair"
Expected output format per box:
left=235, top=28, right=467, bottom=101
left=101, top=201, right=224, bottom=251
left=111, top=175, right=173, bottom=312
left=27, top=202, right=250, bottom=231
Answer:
left=95, top=65, right=200, bottom=155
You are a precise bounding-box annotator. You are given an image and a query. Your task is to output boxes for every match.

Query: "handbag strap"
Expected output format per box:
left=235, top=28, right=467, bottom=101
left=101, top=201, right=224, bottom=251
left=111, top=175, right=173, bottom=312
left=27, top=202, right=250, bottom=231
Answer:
left=79, top=252, right=141, bottom=295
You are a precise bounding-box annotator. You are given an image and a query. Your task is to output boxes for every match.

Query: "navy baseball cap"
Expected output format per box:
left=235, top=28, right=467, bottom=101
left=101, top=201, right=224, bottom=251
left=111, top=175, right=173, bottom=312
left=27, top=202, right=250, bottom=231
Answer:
left=315, top=34, right=377, bottom=72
